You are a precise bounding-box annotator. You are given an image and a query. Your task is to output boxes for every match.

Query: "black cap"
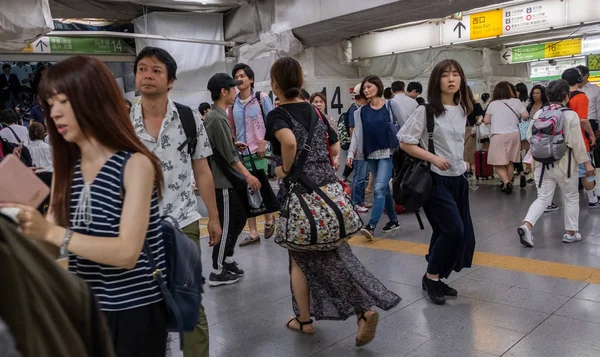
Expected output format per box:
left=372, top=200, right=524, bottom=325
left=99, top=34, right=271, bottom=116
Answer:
left=561, top=68, right=582, bottom=86
left=207, top=73, right=242, bottom=92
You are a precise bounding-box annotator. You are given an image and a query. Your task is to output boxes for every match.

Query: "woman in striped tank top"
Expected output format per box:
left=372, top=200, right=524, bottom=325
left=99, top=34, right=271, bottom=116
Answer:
left=2, top=56, right=168, bottom=357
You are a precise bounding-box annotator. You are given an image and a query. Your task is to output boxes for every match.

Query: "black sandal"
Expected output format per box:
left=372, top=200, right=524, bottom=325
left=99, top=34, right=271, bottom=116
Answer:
left=286, top=316, right=315, bottom=334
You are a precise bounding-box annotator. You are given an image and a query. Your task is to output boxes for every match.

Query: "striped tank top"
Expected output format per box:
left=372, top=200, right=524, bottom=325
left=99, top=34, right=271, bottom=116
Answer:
left=68, top=151, right=166, bottom=311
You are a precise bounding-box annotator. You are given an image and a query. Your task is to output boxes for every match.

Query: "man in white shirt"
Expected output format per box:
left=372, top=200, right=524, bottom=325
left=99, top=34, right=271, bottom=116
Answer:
left=131, top=46, right=221, bottom=357
left=391, top=80, right=418, bottom=124
left=10, top=62, right=33, bottom=90
left=0, top=109, right=30, bottom=145
left=578, top=65, right=600, bottom=132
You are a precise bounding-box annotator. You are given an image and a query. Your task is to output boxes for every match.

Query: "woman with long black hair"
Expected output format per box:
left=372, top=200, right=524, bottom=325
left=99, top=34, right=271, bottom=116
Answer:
left=1, top=56, right=168, bottom=357
left=398, top=59, right=475, bottom=305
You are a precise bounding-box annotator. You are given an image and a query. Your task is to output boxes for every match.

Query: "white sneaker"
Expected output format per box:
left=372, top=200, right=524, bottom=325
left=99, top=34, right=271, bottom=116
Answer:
left=517, top=225, right=534, bottom=248
left=562, top=233, right=582, bottom=243
left=354, top=204, right=368, bottom=213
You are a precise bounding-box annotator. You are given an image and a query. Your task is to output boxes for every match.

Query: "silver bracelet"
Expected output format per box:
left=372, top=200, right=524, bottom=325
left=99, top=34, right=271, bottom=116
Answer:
left=59, top=229, right=74, bottom=258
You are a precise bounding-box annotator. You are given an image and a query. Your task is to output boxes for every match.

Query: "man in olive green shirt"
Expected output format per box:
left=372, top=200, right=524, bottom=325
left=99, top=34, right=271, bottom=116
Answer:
left=203, top=73, right=261, bottom=287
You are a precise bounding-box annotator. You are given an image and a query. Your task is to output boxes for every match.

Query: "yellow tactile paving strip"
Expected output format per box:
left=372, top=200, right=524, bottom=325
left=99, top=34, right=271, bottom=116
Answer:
left=198, top=218, right=600, bottom=284
left=348, top=236, right=600, bottom=284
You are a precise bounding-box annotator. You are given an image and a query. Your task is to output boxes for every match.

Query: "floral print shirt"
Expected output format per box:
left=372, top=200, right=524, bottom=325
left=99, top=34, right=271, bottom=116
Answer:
left=131, top=99, right=213, bottom=228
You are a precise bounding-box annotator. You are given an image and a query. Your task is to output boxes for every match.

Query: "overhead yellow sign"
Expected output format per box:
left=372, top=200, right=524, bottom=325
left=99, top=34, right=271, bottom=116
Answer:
left=545, top=39, right=582, bottom=59
left=470, top=9, right=503, bottom=40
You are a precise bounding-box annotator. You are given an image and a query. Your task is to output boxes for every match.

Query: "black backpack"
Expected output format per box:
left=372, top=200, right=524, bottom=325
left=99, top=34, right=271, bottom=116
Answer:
left=0, top=136, right=33, bottom=167
left=174, top=103, right=197, bottom=156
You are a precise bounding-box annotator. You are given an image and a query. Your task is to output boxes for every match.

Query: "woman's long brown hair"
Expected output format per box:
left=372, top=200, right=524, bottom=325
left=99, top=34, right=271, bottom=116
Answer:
left=38, top=56, right=164, bottom=227
left=427, top=59, right=473, bottom=117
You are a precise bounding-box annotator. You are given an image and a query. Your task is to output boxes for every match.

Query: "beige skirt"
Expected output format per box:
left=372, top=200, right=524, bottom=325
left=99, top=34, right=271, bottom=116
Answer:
left=488, top=133, right=521, bottom=166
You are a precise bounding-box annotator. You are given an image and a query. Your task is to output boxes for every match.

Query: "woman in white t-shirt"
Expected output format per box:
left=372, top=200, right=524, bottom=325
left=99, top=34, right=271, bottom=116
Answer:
left=484, top=82, right=529, bottom=194
left=398, top=59, right=475, bottom=306
left=28, top=122, right=53, bottom=172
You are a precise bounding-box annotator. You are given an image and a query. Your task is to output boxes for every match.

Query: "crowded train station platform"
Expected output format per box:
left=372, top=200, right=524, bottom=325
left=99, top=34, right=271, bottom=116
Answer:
left=2, top=0, right=600, bottom=356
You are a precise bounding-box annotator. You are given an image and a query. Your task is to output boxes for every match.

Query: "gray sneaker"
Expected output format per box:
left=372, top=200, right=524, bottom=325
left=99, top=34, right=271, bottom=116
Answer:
left=562, top=233, right=582, bottom=243
left=518, top=225, right=534, bottom=248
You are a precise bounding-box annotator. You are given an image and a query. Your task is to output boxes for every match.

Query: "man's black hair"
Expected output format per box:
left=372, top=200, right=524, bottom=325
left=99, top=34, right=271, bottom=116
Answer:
left=2, top=63, right=10, bottom=70
left=1, top=109, right=18, bottom=124
left=300, top=88, right=310, bottom=101
left=198, top=102, right=211, bottom=115
left=577, top=65, right=590, bottom=77
left=384, top=87, right=393, bottom=100
left=407, top=81, right=423, bottom=94
left=232, top=63, right=255, bottom=89
left=134, top=46, right=178, bottom=82
left=546, top=79, right=571, bottom=103
left=391, top=81, right=405, bottom=93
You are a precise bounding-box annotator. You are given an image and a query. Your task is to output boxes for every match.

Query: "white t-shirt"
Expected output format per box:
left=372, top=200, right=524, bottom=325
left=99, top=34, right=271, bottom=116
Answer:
left=398, top=104, right=467, bottom=177
left=28, top=139, right=53, bottom=172
left=486, top=98, right=527, bottom=135
left=0, top=124, right=31, bottom=145
left=10, top=64, right=33, bottom=88
left=392, top=93, right=419, bottom=125
left=582, top=82, right=600, bottom=121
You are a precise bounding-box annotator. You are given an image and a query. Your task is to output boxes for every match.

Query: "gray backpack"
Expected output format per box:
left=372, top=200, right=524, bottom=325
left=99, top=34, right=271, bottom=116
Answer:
left=530, top=105, right=572, bottom=187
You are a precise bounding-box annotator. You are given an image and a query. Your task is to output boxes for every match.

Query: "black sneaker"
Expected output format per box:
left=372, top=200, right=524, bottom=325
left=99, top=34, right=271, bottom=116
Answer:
left=223, top=261, right=244, bottom=276
left=520, top=175, right=527, bottom=188
left=209, top=270, right=240, bottom=287
left=382, top=221, right=400, bottom=233
left=360, top=224, right=375, bottom=240
left=422, top=275, right=446, bottom=305
left=545, top=203, right=559, bottom=212
left=502, top=182, right=513, bottom=195
left=439, top=281, right=458, bottom=298
left=421, top=276, right=457, bottom=298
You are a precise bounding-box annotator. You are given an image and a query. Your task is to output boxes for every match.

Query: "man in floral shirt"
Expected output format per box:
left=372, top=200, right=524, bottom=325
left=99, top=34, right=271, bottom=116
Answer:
left=131, top=46, right=221, bottom=357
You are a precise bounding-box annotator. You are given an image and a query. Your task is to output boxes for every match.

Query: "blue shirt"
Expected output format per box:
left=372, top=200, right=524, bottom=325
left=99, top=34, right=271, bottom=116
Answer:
left=232, top=90, right=274, bottom=153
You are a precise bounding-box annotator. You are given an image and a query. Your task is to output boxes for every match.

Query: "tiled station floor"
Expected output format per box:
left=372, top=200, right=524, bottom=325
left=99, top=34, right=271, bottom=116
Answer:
left=174, top=178, right=600, bottom=357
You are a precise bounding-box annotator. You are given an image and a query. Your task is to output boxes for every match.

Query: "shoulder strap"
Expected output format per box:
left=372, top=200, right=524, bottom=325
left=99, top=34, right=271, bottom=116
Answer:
left=278, top=107, right=317, bottom=183
left=118, top=151, right=162, bottom=279
left=425, top=105, right=435, bottom=156
left=7, top=126, right=21, bottom=144
left=386, top=100, right=397, bottom=125
left=174, top=102, right=197, bottom=156
left=503, top=102, right=521, bottom=121
left=255, top=91, right=266, bottom=125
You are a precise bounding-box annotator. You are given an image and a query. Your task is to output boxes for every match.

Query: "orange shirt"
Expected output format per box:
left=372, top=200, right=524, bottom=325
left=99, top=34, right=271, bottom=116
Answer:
left=568, top=91, right=590, bottom=152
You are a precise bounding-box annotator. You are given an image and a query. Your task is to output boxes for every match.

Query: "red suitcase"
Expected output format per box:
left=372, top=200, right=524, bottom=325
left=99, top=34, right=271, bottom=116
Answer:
left=474, top=150, right=494, bottom=180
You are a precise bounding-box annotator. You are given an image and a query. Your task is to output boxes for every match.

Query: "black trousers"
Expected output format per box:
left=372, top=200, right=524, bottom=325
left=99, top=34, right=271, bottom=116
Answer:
left=212, top=188, right=247, bottom=270
left=104, top=301, right=168, bottom=357
left=422, top=173, right=476, bottom=279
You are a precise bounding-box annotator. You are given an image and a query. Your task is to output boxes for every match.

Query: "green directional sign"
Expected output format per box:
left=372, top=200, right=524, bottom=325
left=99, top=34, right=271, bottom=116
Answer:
left=512, top=44, right=545, bottom=63
left=24, top=36, right=132, bottom=55
left=48, top=37, right=130, bottom=54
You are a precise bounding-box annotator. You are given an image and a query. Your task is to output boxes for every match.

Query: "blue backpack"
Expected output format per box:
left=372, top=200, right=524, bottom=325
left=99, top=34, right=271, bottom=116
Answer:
left=120, top=154, right=204, bottom=351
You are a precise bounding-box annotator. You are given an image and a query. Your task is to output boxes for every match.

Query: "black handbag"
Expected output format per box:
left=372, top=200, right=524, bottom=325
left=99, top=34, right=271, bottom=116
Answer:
left=392, top=105, right=435, bottom=212
left=241, top=153, right=281, bottom=218
left=211, top=149, right=280, bottom=218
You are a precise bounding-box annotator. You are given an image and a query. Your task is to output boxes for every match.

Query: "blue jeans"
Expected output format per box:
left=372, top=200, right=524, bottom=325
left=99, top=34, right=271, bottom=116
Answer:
left=351, top=160, right=368, bottom=205
left=367, top=158, right=398, bottom=228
